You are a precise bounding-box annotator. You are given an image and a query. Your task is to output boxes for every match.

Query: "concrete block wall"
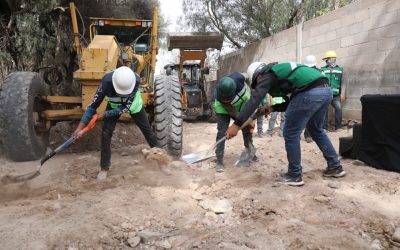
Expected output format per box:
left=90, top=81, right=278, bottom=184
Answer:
left=218, top=0, right=400, bottom=120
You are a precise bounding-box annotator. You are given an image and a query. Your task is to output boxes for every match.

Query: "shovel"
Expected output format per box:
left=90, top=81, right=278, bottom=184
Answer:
left=0, top=115, right=98, bottom=185
left=235, top=142, right=256, bottom=167
left=181, top=112, right=257, bottom=164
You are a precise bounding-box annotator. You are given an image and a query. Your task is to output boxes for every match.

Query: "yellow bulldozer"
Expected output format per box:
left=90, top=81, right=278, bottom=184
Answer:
left=0, top=2, right=182, bottom=161
left=165, top=32, right=223, bottom=121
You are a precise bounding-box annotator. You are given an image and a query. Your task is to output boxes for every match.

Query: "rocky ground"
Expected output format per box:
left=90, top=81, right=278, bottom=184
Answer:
left=0, top=120, right=399, bottom=250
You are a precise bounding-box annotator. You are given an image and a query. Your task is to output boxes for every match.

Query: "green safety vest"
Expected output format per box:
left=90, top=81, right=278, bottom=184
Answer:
left=260, top=62, right=326, bottom=100
left=268, top=62, right=326, bottom=88
left=107, top=91, right=143, bottom=114
left=271, top=96, right=285, bottom=105
left=214, top=85, right=250, bottom=115
left=321, top=65, right=343, bottom=96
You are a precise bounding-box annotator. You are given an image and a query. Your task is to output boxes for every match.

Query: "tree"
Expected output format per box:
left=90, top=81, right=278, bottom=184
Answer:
left=181, top=0, right=354, bottom=50
left=0, top=0, right=162, bottom=93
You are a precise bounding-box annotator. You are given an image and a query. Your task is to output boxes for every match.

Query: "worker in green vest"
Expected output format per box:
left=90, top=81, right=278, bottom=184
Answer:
left=267, top=95, right=286, bottom=137
left=321, top=51, right=346, bottom=131
left=226, top=62, right=346, bottom=186
left=73, top=66, right=160, bottom=181
left=214, top=72, right=255, bottom=172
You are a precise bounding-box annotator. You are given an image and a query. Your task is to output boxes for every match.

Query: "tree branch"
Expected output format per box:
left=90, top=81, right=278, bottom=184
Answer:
left=206, top=0, right=242, bottom=48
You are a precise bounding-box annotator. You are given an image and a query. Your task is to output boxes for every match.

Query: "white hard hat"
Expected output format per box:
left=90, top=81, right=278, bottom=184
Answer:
left=112, top=66, right=136, bottom=95
left=304, top=55, right=317, bottom=67
left=247, top=62, right=266, bottom=85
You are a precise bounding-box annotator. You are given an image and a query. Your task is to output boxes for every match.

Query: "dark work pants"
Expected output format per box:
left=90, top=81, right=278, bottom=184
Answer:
left=100, top=106, right=160, bottom=169
left=324, top=95, right=342, bottom=130
left=215, top=113, right=253, bottom=162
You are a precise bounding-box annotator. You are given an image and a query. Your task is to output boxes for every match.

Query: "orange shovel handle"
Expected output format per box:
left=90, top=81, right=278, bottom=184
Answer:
left=79, top=114, right=98, bottom=135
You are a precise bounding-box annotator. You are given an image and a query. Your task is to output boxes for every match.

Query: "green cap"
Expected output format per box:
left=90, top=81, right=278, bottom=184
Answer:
left=217, top=77, right=236, bottom=100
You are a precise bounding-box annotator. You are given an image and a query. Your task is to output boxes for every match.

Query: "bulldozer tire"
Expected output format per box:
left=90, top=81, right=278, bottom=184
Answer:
left=154, top=75, right=183, bottom=156
left=0, top=72, right=49, bottom=161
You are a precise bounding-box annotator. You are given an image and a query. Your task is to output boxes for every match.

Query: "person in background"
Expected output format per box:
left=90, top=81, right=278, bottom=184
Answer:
left=255, top=95, right=268, bottom=137
left=321, top=51, right=346, bottom=131
left=266, top=95, right=286, bottom=137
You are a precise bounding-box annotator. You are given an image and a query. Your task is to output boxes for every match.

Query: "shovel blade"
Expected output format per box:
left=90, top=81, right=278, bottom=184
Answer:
left=0, top=171, right=40, bottom=185
left=181, top=150, right=215, bottom=164
left=235, top=143, right=256, bottom=167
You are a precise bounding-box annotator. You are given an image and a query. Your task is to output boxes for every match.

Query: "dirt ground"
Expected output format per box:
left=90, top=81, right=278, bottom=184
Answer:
left=0, top=120, right=399, bottom=250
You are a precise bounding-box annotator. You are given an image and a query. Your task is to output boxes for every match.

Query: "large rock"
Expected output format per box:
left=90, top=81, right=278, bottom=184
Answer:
left=370, top=239, right=383, bottom=250
left=199, top=198, right=232, bottom=214
left=393, top=227, right=400, bottom=243
left=127, top=236, right=141, bottom=248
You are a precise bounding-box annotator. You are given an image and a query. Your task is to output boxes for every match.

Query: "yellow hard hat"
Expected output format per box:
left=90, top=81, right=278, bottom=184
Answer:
left=324, top=50, right=337, bottom=59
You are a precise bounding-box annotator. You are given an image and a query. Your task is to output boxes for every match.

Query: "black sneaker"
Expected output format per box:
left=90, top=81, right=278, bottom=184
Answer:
left=323, top=166, right=346, bottom=178
left=277, top=173, right=304, bottom=186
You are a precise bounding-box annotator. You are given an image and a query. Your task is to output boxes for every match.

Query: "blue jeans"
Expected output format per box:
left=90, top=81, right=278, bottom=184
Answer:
left=283, top=87, right=341, bottom=176
left=324, top=95, right=342, bottom=130
left=267, top=112, right=285, bottom=135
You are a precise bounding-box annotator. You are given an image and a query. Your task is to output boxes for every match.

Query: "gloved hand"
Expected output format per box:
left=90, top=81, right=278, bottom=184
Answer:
left=72, top=122, right=86, bottom=139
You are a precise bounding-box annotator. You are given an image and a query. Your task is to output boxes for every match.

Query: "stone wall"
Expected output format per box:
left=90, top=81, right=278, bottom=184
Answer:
left=219, top=0, right=400, bottom=119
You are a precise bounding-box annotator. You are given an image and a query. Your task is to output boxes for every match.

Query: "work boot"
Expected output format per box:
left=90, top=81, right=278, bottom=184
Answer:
left=97, top=170, right=108, bottom=181
left=216, top=160, right=224, bottom=173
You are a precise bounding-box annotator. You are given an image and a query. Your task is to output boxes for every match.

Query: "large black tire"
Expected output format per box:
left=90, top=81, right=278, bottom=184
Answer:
left=153, top=75, right=183, bottom=156
left=0, top=72, right=49, bottom=161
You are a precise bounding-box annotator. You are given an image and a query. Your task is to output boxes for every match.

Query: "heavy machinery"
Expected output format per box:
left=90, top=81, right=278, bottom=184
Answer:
left=0, top=2, right=182, bottom=161
left=165, top=32, right=223, bottom=120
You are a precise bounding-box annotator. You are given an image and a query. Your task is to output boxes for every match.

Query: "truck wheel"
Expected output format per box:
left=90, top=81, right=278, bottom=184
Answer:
left=0, top=72, right=50, bottom=161
left=153, top=75, right=183, bottom=156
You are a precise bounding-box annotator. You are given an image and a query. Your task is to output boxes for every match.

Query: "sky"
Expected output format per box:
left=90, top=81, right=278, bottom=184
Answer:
left=159, top=0, right=183, bottom=32
left=155, top=0, right=184, bottom=74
